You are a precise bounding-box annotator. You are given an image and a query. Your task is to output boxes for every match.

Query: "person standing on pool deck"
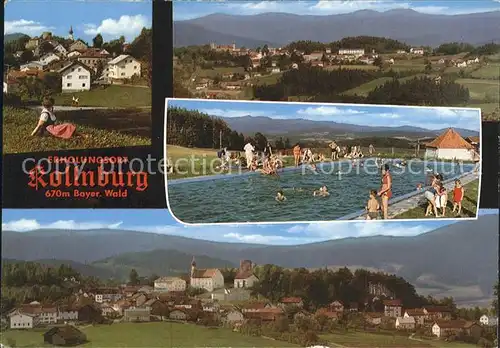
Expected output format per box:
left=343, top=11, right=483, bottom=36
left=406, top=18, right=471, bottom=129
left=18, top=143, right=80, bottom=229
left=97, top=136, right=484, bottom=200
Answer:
left=293, top=144, right=301, bottom=167
left=369, top=144, right=375, bottom=155
left=377, top=164, right=392, bottom=219
left=244, top=142, right=255, bottom=169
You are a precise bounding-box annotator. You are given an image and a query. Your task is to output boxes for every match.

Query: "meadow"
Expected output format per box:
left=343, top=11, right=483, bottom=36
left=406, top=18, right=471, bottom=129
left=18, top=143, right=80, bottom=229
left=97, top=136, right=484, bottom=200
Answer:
left=54, top=85, right=151, bottom=108
left=0, top=322, right=299, bottom=347
left=3, top=106, right=151, bottom=153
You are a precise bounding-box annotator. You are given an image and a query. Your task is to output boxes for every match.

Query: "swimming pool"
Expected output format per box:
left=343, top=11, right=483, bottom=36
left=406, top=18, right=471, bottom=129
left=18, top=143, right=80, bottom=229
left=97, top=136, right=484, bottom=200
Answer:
left=167, top=159, right=475, bottom=224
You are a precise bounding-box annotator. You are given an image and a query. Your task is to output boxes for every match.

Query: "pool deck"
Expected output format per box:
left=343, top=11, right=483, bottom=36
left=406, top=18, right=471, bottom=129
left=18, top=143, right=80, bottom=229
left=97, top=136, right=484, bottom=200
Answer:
left=338, top=171, right=479, bottom=220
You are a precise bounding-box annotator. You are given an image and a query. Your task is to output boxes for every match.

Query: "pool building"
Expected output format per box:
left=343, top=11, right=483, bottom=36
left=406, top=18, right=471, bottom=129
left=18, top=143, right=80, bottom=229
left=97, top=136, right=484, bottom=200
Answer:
left=424, top=128, right=477, bottom=161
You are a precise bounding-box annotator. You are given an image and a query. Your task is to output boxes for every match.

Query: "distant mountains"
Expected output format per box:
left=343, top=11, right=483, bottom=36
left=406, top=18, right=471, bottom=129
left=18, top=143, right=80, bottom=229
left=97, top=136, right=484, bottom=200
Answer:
left=218, top=115, right=480, bottom=139
left=174, top=10, right=500, bottom=47
left=2, top=214, right=497, bottom=305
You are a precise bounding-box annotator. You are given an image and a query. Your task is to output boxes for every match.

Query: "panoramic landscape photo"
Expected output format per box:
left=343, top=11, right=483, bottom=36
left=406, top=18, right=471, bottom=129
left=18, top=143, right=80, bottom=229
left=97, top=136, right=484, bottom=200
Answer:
left=165, top=98, right=481, bottom=224
left=172, top=0, right=500, bottom=121
left=3, top=1, right=152, bottom=153
left=1, top=208, right=498, bottom=347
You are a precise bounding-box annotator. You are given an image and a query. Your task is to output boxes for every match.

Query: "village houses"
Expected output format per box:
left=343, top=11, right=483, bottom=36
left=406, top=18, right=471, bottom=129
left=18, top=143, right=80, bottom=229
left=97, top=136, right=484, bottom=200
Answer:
left=234, top=260, right=258, bottom=288
left=395, top=316, right=416, bottom=330
left=404, top=308, right=426, bottom=326
left=479, top=314, right=498, bottom=326
left=102, top=54, right=142, bottom=82
left=58, top=61, right=92, bottom=92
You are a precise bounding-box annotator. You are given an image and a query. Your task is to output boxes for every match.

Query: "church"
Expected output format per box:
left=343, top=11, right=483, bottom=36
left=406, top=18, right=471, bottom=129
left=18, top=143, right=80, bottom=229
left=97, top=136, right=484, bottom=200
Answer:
left=189, top=257, right=225, bottom=292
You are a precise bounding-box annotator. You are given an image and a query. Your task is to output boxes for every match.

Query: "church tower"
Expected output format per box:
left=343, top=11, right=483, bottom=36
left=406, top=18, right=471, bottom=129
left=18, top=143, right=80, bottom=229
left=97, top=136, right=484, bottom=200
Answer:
left=68, top=26, right=74, bottom=41
left=190, top=256, right=196, bottom=277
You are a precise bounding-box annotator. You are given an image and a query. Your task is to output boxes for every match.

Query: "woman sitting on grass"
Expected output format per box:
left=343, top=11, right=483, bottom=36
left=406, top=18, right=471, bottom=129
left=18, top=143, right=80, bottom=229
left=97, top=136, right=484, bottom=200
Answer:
left=30, top=97, right=77, bottom=139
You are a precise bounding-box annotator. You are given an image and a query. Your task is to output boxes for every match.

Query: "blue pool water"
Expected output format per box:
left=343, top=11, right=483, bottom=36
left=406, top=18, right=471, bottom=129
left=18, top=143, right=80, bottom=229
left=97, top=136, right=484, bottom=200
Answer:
left=167, top=159, right=474, bottom=224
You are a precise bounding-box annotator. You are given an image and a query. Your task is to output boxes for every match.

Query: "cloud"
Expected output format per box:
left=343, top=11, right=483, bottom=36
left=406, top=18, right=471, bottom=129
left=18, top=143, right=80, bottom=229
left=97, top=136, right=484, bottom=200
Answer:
left=197, top=108, right=271, bottom=118
left=83, top=14, right=150, bottom=41
left=2, top=219, right=123, bottom=232
left=4, top=19, right=54, bottom=35
left=297, top=106, right=365, bottom=117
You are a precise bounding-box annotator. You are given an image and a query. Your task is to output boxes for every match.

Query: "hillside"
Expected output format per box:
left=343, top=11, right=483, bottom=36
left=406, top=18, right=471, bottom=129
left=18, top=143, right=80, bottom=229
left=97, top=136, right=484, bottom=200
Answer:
left=2, top=214, right=497, bottom=305
left=174, top=21, right=278, bottom=48
left=4, top=33, right=28, bottom=43
left=174, top=10, right=500, bottom=47
left=219, top=115, right=480, bottom=138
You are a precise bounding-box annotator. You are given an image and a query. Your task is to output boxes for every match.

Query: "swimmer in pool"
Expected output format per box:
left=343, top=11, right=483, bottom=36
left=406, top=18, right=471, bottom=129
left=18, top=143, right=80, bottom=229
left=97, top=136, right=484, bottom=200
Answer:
left=275, top=190, right=286, bottom=202
left=313, top=185, right=330, bottom=197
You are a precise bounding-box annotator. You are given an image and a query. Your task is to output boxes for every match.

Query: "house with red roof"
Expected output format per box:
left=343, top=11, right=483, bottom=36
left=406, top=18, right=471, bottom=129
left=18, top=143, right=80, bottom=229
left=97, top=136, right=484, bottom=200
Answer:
left=425, top=128, right=476, bottom=161
left=189, top=257, right=224, bottom=292
left=234, top=260, right=259, bottom=289
left=279, top=297, right=304, bottom=308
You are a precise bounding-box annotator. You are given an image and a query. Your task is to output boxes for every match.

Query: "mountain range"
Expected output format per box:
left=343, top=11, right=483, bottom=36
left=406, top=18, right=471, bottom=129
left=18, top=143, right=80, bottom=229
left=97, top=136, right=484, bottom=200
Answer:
left=174, top=10, right=500, bottom=47
left=218, top=115, right=480, bottom=138
left=4, top=33, right=28, bottom=44
left=2, top=214, right=497, bottom=306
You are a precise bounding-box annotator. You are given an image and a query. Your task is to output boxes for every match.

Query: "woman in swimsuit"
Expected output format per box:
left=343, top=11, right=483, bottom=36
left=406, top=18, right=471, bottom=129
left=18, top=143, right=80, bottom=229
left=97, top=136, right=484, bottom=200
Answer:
left=293, top=144, right=301, bottom=167
left=377, top=164, right=392, bottom=219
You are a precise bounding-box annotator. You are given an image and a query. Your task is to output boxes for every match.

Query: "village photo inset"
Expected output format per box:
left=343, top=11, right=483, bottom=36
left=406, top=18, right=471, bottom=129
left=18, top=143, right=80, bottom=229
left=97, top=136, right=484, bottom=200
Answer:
left=165, top=98, right=481, bottom=224
left=172, top=1, right=500, bottom=122
left=3, top=1, right=152, bottom=154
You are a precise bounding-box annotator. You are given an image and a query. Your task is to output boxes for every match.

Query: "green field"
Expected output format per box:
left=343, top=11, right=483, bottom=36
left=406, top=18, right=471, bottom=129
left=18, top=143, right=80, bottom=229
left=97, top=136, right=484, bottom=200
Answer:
left=469, top=64, right=500, bottom=79
left=252, top=72, right=283, bottom=85
left=342, top=77, right=393, bottom=96
left=0, top=322, right=299, bottom=347
left=54, top=85, right=151, bottom=108
left=3, top=106, right=150, bottom=153
left=396, top=179, right=479, bottom=219
left=320, top=332, right=477, bottom=348
left=197, top=67, right=246, bottom=78
left=456, top=78, right=499, bottom=102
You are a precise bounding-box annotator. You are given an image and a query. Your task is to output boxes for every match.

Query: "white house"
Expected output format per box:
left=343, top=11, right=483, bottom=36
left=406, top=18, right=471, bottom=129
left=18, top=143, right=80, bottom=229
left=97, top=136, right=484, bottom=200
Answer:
left=384, top=299, right=403, bottom=317
left=190, top=258, right=224, bottom=292
left=103, top=54, right=141, bottom=81
left=57, top=307, right=78, bottom=321
left=20, top=61, right=44, bottom=71
left=53, top=44, right=68, bottom=56
left=58, top=61, right=92, bottom=92
left=154, top=277, right=187, bottom=292
left=404, top=309, right=425, bottom=326
left=432, top=320, right=468, bottom=338
left=424, top=128, right=476, bottom=161
left=234, top=260, right=258, bottom=289
left=410, top=47, right=425, bottom=55
left=395, top=316, right=415, bottom=330
left=479, top=315, right=498, bottom=326
left=339, top=48, right=365, bottom=56
left=8, top=310, right=37, bottom=329
left=67, top=50, right=82, bottom=58
left=39, top=52, right=60, bottom=66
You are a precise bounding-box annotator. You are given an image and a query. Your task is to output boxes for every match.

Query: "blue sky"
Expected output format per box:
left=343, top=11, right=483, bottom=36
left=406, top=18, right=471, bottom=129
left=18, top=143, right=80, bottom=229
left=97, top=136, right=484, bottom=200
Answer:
left=167, top=99, right=481, bottom=131
left=173, top=0, right=500, bottom=20
left=4, top=0, right=151, bottom=42
left=2, top=209, right=497, bottom=245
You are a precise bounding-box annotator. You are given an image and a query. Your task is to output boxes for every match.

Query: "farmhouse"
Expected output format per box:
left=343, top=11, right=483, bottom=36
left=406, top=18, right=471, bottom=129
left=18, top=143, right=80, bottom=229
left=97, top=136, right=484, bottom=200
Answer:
left=190, top=258, right=224, bottom=292
left=479, top=315, right=498, bottom=326
left=39, top=52, right=60, bottom=66
left=279, top=297, right=304, bottom=308
left=103, top=54, right=141, bottom=81
left=383, top=299, right=403, bottom=318
left=432, top=320, right=475, bottom=338
left=58, top=61, right=92, bottom=92
left=69, top=40, right=88, bottom=52
left=424, top=128, right=475, bottom=161
left=234, top=260, right=258, bottom=288
left=7, top=309, right=37, bottom=329
left=123, top=307, right=151, bottom=322
left=395, top=316, right=415, bottom=330
left=44, top=325, right=87, bottom=346
left=154, top=276, right=187, bottom=292
left=77, top=49, right=111, bottom=71
left=339, top=48, right=365, bottom=56
left=404, top=309, right=426, bottom=325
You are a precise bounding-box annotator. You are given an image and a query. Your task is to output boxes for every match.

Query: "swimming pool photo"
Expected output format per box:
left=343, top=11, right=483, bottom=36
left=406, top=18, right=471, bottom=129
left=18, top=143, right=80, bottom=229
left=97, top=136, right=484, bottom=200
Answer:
left=165, top=98, right=481, bottom=224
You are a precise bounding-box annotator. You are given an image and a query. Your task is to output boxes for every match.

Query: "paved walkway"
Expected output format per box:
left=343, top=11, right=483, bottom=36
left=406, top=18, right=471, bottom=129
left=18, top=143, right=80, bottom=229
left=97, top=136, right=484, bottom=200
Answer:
left=351, top=171, right=479, bottom=220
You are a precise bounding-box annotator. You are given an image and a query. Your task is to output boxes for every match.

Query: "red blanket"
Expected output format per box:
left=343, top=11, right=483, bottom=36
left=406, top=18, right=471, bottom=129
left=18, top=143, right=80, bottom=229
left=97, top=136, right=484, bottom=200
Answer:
left=46, top=123, right=76, bottom=139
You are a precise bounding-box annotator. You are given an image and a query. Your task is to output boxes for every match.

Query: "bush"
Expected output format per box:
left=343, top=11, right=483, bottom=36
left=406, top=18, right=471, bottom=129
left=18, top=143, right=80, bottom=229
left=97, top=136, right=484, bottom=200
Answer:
left=3, top=93, right=22, bottom=106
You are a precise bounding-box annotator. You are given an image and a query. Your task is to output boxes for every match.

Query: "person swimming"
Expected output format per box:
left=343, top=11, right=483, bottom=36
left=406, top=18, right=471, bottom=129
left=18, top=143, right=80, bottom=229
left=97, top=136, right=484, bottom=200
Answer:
left=275, top=190, right=286, bottom=202
left=313, top=185, right=330, bottom=197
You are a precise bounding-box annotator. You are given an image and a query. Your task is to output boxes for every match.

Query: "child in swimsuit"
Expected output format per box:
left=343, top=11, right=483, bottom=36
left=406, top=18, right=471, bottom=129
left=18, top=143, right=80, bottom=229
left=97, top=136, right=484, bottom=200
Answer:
left=275, top=190, right=286, bottom=202
left=313, top=185, right=329, bottom=197
left=452, top=179, right=464, bottom=215
left=366, top=190, right=380, bottom=220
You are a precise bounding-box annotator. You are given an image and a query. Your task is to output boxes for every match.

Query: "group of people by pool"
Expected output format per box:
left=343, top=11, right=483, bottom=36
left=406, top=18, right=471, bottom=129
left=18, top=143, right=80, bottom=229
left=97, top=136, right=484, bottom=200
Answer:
left=422, top=173, right=465, bottom=217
